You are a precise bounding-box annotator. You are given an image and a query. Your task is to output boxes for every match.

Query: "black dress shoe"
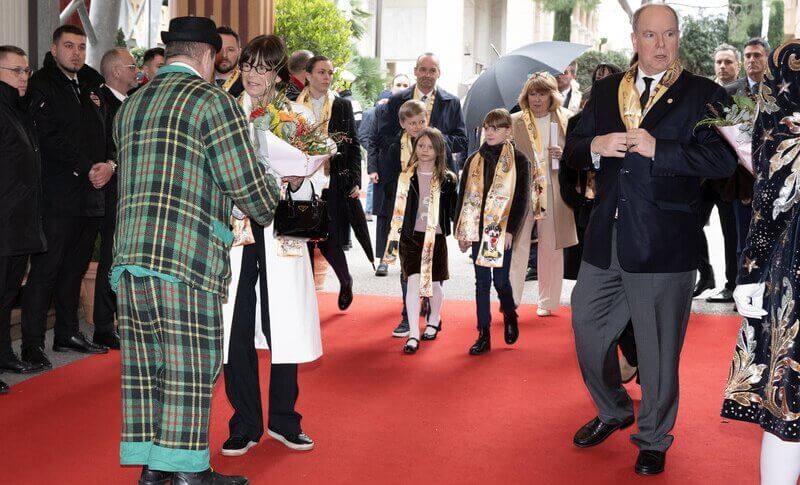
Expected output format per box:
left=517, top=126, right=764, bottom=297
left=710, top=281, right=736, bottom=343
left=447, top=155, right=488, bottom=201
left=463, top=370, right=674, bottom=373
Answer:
left=706, top=287, right=734, bottom=303
left=338, top=279, right=353, bottom=311
left=0, top=379, right=8, bottom=395
left=692, top=276, right=714, bottom=297
left=469, top=328, right=491, bottom=355
left=375, top=263, right=388, bottom=276
left=525, top=267, right=538, bottom=281
left=173, top=468, right=248, bottom=485
left=573, top=415, right=635, bottom=448
left=0, top=353, right=43, bottom=373
left=635, top=450, right=666, bottom=475
left=93, top=329, right=121, bottom=349
left=503, top=310, right=519, bottom=345
left=53, top=332, right=109, bottom=354
left=139, top=465, right=173, bottom=485
left=21, top=347, right=52, bottom=370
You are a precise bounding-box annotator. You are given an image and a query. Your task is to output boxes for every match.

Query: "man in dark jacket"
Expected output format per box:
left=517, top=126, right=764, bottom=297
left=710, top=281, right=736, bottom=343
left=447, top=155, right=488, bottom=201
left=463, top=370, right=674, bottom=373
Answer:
left=214, top=26, right=243, bottom=98
left=0, top=46, right=47, bottom=390
left=370, top=53, right=467, bottom=337
left=21, top=25, right=111, bottom=369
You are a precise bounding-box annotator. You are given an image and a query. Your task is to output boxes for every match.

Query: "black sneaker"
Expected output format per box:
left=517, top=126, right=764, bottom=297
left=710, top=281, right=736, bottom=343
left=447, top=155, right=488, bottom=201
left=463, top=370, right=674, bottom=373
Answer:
left=267, top=428, right=314, bottom=451
left=392, top=320, right=410, bottom=338
left=221, top=435, right=258, bottom=456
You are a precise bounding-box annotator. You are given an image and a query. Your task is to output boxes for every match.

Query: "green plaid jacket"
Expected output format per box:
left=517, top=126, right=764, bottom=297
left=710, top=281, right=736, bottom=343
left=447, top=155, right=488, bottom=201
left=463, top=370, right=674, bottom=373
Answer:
left=112, top=65, right=279, bottom=297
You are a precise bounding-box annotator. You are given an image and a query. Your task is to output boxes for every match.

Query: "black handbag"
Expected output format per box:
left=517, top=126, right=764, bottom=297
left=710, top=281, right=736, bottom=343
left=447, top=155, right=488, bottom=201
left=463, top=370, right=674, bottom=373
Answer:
left=273, top=181, right=329, bottom=241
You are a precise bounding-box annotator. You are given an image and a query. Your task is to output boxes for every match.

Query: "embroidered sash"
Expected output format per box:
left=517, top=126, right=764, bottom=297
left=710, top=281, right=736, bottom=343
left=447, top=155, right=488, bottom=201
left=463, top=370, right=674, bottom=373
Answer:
left=399, top=132, right=413, bottom=171
left=454, top=142, right=517, bottom=268
left=297, top=88, right=334, bottom=133
left=521, top=109, right=568, bottom=218
left=221, top=66, right=240, bottom=93
left=383, top=164, right=442, bottom=297
left=618, top=61, right=683, bottom=129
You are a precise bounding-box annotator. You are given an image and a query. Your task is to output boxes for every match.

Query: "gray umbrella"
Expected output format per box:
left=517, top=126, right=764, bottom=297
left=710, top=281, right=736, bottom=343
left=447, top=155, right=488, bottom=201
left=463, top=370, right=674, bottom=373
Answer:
left=462, top=41, right=591, bottom=143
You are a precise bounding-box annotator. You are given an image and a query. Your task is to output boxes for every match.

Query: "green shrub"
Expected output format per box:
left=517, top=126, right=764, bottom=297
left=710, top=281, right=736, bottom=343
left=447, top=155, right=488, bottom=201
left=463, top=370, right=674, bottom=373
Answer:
left=275, top=0, right=352, bottom=67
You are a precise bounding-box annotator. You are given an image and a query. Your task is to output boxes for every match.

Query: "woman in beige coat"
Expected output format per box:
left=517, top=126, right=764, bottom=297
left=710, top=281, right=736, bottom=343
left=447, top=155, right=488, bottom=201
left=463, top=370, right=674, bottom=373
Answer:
left=509, top=72, right=578, bottom=315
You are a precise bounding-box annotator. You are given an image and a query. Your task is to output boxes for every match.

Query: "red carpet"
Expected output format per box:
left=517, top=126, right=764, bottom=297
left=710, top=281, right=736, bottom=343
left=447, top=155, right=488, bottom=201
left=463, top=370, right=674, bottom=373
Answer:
left=1, top=294, right=761, bottom=484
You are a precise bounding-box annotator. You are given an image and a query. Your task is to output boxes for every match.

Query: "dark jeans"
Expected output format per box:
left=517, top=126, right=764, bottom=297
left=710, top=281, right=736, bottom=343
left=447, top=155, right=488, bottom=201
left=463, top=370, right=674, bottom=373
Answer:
left=732, top=200, right=752, bottom=268
left=0, top=255, right=28, bottom=358
left=471, top=243, right=515, bottom=329
left=224, top=223, right=301, bottom=440
left=697, top=193, right=737, bottom=289
left=21, top=216, right=96, bottom=350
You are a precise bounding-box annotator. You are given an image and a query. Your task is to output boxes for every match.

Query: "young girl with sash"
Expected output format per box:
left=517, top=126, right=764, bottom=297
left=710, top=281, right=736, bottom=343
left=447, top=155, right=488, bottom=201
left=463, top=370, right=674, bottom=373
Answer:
left=383, top=127, right=458, bottom=354
left=455, top=109, right=530, bottom=355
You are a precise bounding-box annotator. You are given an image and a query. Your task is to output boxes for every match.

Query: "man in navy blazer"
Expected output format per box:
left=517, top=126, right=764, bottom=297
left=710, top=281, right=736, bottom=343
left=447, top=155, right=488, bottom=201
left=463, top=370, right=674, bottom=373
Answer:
left=563, top=4, right=737, bottom=475
left=369, top=53, right=467, bottom=336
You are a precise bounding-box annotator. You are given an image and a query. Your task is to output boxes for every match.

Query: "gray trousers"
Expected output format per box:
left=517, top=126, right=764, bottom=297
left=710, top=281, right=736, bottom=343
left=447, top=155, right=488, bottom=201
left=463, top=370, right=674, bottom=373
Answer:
left=571, top=228, right=695, bottom=451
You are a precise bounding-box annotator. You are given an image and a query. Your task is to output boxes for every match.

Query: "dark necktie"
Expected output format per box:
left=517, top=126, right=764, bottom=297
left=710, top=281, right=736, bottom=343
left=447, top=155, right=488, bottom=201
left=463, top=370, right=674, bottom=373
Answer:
left=69, top=79, right=81, bottom=100
left=421, top=94, right=428, bottom=103
left=639, top=77, right=653, bottom=110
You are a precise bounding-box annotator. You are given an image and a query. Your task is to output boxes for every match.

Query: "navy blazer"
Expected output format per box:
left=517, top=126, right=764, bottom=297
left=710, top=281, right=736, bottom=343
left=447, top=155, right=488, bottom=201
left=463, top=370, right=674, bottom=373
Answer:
left=563, top=69, right=737, bottom=273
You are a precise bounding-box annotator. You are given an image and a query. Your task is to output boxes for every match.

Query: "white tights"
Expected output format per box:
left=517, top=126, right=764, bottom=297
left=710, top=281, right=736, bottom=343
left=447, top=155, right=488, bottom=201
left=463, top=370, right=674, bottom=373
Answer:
left=762, top=431, right=800, bottom=485
left=405, top=274, right=444, bottom=343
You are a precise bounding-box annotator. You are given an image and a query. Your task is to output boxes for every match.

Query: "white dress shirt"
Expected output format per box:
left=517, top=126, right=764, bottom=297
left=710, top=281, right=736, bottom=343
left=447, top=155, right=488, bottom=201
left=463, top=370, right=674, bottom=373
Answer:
left=107, top=85, right=127, bottom=102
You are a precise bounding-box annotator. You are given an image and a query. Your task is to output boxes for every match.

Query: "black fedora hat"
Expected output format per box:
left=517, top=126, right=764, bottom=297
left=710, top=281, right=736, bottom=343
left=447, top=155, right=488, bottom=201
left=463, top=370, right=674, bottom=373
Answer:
left=161, top=16, right=222, bottom=52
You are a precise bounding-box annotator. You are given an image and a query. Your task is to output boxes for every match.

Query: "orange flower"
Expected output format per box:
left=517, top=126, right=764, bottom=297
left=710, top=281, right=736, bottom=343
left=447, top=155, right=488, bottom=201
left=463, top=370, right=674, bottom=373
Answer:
left=278, top=111, right=296, bottom=122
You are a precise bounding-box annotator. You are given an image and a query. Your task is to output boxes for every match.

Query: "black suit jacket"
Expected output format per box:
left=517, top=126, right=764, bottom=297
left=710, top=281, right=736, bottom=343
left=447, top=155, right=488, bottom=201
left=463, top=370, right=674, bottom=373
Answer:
left=100, top=86, right=123, bottom=213
left=324, top=96, right=362, bottom=243
left=563, top=70, right=737, bottom=273
left=719, top=77, right=757, bottom=202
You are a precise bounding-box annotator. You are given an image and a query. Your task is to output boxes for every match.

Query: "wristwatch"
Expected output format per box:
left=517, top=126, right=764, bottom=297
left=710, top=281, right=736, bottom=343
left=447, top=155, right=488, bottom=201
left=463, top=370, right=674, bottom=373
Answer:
left=107, top=160, right=118, bottom=173
left=590, top=151, right=601, bottom=169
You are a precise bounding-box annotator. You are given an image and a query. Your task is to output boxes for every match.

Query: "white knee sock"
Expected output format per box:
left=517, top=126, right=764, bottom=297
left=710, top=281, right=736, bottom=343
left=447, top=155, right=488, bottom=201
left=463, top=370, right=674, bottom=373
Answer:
left=761, top=430, right=800, bottom=485
left=405, top=274, right=421, bottom=344
left=424, top=282, right=444, bottom=337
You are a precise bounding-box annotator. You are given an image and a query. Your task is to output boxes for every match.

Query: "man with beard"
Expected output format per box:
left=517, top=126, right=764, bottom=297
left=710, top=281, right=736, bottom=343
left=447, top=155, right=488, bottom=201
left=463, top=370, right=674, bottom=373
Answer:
left=21, top=25, right=112, bottom=369
left=214, top=26, right=243, bottom=97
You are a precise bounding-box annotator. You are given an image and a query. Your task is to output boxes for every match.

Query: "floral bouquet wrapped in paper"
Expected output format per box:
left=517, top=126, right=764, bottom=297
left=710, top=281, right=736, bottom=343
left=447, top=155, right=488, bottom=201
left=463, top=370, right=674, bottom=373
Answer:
left=696, top=95, right=756, bottom=175
left=249, top=89, right=340, bottom=177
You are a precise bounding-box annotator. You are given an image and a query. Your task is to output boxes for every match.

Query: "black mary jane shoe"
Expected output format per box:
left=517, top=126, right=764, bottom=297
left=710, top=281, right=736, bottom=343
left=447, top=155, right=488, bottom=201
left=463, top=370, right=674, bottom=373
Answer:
left=421, top=321, right=443, bottom=341
left=469, top=328, right=491, bottom=355
left=139, top=465, right=173, bottom=485
left=635, top=450, right=666, bottom=475
left=403, top=338, right=420, bottom=354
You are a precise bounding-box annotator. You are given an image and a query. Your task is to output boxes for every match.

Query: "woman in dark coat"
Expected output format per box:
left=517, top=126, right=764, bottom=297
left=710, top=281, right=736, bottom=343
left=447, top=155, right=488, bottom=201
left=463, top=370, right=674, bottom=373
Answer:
left=724, top=40, right=800, bottom=483
left=297, top=56, right=362, bottom=312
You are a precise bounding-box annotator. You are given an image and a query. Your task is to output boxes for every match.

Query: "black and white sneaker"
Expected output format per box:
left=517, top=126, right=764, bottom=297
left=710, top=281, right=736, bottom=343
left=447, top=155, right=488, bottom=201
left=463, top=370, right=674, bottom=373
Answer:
left=221, top=436, right=258, bottom=456
left=392, top=320, right=410, bottom=338
left=267, top=428, right=315, bottom=451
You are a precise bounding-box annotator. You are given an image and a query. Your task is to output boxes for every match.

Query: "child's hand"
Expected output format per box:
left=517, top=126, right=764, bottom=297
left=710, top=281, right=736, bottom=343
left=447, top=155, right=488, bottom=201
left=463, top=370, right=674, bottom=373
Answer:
left=505, top=233, right=513, bottom=250
left=458, top=240, right=470, bottom=253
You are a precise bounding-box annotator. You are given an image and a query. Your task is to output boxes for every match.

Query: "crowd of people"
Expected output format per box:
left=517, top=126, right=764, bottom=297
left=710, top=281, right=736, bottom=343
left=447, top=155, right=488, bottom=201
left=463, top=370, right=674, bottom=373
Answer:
left=1, top=3, right=799, bottom=483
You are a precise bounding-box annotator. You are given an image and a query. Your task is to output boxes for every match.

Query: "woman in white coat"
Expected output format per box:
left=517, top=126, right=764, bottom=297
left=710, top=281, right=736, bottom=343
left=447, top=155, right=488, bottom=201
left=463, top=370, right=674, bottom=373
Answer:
left=221, top=35, right=324, bottom=457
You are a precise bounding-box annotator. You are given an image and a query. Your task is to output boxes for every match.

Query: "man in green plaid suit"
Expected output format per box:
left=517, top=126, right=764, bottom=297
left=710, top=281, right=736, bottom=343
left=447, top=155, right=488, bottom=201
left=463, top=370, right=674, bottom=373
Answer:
left=110, top=17, right=278, bottom=485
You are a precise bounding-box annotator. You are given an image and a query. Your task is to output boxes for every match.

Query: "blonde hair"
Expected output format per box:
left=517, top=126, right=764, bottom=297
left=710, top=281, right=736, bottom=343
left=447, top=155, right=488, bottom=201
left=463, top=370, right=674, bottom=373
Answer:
left=398, top=99, right=427, bottom=122
left=482, top=108, right=512, bottom=129
left=518, top=72, right=563, bottom=113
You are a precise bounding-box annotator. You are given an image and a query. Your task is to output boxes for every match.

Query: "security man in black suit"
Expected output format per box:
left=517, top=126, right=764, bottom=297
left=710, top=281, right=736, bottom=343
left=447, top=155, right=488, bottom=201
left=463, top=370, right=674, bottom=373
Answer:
left=563, top=4, right=737, bottom=475
left=214, top=26, right=244, bottom=97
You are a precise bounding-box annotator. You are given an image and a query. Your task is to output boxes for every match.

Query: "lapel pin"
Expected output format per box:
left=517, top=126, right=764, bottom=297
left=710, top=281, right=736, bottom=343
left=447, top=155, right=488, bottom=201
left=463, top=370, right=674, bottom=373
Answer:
left=667, top=98, right=673, bottom=104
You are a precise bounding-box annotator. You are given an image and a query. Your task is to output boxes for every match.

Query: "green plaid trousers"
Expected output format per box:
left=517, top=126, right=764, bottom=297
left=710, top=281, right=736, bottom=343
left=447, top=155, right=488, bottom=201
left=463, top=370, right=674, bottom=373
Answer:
left=118, top=272, right=223, bottom=472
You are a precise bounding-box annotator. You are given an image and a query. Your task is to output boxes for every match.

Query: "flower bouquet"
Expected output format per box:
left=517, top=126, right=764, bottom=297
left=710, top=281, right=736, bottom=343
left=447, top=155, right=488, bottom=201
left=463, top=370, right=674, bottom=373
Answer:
left=696, top=95, right=756, bottom=175
left=249, top=89, right=341, bottom=177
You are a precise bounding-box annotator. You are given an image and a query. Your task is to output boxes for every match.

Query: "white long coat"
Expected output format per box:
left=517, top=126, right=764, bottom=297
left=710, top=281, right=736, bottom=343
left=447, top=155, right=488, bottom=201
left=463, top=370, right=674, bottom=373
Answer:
left=222, top=93, right=324, bottom=364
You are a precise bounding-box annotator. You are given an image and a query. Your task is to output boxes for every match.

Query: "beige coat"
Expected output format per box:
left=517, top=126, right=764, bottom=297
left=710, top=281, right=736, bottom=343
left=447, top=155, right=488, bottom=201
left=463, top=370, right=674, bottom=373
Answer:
left=509, top=108, right=578, bottom=305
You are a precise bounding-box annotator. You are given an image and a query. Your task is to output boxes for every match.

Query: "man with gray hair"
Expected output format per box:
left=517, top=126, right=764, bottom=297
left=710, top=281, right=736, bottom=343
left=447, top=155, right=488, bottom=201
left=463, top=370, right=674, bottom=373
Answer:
left=286, top=49, right=313, bottom=100
left=564, top=3, right=737, bottom=475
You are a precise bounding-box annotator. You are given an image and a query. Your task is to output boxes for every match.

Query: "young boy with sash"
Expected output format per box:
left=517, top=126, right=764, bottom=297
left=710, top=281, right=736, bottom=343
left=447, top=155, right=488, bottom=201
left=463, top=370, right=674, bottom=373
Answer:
left=455, top=109, right=530, bottom=355
left=382, top=127, right=458, bottom=353
left=384, top=100, right=436, bottom=338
